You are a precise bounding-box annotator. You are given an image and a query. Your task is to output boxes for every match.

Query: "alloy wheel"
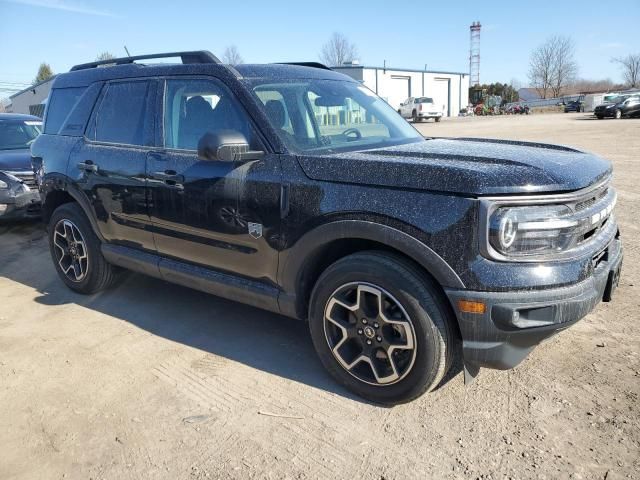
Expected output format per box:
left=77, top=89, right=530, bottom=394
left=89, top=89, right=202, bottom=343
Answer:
left=53, top=219, right=89, bottom=282
left=323, top=282, right=417, bottom=386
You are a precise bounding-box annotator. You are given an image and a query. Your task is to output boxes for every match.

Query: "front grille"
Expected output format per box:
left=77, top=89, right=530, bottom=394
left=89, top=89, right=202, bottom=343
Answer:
left=575, top=187, right=608, bottom=211
left=12, top=172, right=38, bottom=189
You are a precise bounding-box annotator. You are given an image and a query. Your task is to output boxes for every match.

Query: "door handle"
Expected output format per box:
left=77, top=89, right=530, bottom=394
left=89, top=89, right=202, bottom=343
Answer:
left=78, top=161, right=98, bottom=173
left=151, top=171, right=184, bottom=183
left=151, top=170, right=185, bottom=189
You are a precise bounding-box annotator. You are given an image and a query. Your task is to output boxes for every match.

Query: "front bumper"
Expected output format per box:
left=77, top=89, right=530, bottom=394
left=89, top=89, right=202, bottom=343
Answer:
left=445, top=237, right=623, bottom=372
left=594, top=108, right=615, bottom=117
left=0, top=190, right=42, bottom=221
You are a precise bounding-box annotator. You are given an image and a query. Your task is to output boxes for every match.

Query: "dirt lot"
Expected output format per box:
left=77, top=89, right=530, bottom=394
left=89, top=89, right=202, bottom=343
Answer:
left=1, top=113, right=638, bottom=480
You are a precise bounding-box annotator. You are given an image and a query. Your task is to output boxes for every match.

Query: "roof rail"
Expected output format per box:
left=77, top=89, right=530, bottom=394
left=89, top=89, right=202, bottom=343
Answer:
left=70, top=50, right=221, bottom=72
left=276, top=62, right=333, bottom=71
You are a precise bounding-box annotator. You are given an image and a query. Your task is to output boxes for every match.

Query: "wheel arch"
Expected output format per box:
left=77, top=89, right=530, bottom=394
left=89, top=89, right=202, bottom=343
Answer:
left=278, top=220, right=464, bottom=320
left=41, top=175, right=105, bottom=242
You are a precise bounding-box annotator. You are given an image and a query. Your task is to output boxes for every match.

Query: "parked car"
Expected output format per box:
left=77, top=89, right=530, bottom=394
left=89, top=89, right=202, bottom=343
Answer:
left=0, top=113, right=42, bottom=221
left=594, top=94, right=640, bottom=119
left=33, top=51, right=623, bottom=405
left=398, top=96, right=442, bottom=122
left=564, top=100, right=584, bottom=113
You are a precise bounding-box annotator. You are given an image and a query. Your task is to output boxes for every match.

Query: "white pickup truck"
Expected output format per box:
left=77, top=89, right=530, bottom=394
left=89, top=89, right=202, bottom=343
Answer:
left=398, top=96, right=443, bottom=122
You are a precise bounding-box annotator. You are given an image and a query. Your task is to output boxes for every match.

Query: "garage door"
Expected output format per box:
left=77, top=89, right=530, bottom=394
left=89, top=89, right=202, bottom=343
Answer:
left=388, top=76, right=411, bottom=111
left=432, top=79, right=450, bottom=116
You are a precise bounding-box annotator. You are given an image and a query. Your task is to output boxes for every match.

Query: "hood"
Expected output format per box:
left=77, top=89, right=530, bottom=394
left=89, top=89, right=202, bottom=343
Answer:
left=0, top=148, right=32, bottom=172
left=297, top=138, right=612, bottom=196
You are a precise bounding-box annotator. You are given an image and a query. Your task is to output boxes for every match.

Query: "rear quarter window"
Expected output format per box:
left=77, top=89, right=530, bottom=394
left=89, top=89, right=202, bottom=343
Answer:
left=88, top=81, right=150, bottom=146
left=44, top=87, right=87, bottom=134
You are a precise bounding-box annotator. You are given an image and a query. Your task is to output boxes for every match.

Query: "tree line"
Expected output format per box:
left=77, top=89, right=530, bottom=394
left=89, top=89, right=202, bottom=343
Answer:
left=528, top=35, right=639, bottom=98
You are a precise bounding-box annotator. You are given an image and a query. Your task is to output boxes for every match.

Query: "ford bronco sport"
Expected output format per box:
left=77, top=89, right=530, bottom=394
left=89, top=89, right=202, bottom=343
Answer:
left=32, top=51, right=623, bottom=405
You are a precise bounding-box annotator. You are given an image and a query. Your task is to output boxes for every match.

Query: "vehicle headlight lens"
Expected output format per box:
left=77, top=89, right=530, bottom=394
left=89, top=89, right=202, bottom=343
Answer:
left=489, top=204, right=580, bottom=257
left=0, top=179, right=7, bottom=189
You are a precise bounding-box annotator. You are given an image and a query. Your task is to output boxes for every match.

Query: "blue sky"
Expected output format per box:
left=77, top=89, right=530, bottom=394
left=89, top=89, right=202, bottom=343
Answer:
left=1, top=0, right=638, bottom=93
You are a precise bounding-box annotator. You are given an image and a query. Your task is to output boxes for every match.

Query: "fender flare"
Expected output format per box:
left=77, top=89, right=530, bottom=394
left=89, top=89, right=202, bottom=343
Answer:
left=278, top=219, right=465, bottom=318
left=41, top=175, right=106, bottom=243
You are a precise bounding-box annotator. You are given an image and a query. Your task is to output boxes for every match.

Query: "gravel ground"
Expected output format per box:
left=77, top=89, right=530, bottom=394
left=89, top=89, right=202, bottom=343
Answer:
left=0, top=113, right=638, bottom=480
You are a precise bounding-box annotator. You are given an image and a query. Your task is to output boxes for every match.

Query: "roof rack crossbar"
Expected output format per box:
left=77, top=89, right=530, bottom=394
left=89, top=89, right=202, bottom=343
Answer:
left=70, top=50, right=221, bottom=71
left=276, top=62, right=333, bottom=71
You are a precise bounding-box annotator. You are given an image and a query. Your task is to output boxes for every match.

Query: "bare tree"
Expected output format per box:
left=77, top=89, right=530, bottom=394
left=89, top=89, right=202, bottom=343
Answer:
left=528, top=35, right=577, bottom=99
left=96, top=51, right=116, bottom=61
left=222, top=45, right=244, bottom=65
left=528, top=41, right=555, bottom=99
left=550, top=36, right=578, bottom=98
left=319, top=32, right=358, bottom=67
left=612, top=53, right=640, bottom=88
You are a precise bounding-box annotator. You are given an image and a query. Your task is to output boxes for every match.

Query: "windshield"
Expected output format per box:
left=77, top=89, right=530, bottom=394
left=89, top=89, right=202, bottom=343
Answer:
left=0, top=120, right=42, bottom=150
left=606, top=95, right=627, bottom=104
left=416, top=97, right=434, bottom=103
left=249, top=79, right=423, bottom=154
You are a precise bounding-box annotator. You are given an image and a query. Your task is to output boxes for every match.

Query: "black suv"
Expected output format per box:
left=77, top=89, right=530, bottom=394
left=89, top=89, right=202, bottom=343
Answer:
left=32, top=52, right=623, bottom=404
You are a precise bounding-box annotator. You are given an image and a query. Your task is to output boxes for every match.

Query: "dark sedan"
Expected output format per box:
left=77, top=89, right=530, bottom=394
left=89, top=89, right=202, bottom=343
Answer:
left=594, top=95, right=640, bottom=119
left=0, top=113, right=42, bottom=220
left=564, top=100, right=584, bottom=113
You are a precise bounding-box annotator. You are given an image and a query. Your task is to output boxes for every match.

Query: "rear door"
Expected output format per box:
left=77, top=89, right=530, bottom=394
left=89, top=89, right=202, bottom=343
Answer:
left=69, top=79, right=156, bottom=250
left=147, top=76, right=281, bottom=283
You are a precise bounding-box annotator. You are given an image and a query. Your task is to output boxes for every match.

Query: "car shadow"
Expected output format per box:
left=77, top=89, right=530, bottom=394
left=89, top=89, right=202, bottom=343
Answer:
left=0, top=223, right=461, bottom=405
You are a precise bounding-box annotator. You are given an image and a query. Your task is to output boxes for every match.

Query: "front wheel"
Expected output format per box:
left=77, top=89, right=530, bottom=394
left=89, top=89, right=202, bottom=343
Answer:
left=309, top=252, right=454, bottom=405
left=615, top=109, right=622, bottom=119
left=435, top=116, right=441, bottom=123
left=49, top=203, right=118, bottom=294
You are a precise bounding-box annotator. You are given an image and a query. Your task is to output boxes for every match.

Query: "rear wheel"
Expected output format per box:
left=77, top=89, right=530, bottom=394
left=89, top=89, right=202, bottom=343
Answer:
left=309, top=251, right=454, bottom=405
left=49, top=203, right=118, bottom=294
left=412, top=110, right=418, bottom=123
left=435, top=116, right=441, bottom=123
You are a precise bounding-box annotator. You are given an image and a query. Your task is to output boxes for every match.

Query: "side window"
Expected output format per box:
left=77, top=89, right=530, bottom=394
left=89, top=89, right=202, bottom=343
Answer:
left=163, top=78, right=255, bottom=150
left=44, top=87, right=86, bottom=134
left=90, top=81, right=150, bottom=146
left=254, top=89, right=293, bottom=135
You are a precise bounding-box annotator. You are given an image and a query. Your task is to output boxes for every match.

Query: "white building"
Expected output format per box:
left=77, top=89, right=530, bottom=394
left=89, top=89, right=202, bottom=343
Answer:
left=334, top=64, right=470, bottom=117
left=6, top=76, right=55, bottom=117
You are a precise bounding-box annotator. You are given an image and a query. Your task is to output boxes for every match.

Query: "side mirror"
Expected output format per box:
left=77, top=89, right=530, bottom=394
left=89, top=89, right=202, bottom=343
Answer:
left=197, top=130, right=264, bottom=162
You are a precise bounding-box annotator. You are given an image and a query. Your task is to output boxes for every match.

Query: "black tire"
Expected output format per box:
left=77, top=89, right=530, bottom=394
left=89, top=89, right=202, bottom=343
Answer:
left=412, top=110, right=418, bottom=123
left=48, top=202, right=118, bottom=294
left=435, top=116, right=441, bottom=123
left=309, top=251, right=454, bottom=405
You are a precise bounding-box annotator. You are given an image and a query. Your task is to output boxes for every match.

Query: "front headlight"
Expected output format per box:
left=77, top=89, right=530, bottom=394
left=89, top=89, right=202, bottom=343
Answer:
left=489, top=205, right=579, bottom=257
left=0, top=179, right=8, bottom=189
left=482, top=182, right=617, bottom=261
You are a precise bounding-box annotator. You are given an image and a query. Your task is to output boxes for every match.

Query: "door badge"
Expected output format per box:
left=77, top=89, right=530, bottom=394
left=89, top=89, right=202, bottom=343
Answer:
left=248, top=222, right=263, bottom=239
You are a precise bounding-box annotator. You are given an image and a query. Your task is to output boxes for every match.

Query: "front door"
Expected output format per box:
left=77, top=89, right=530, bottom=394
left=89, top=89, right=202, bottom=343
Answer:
left=148, top=77, right=281, bottom=284
left=70, top=79, right=156, bottom=250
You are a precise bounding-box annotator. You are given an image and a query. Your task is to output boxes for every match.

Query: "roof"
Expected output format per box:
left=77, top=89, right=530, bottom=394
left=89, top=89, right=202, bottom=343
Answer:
left=333, top=65, right=468, bottom=76
left=53, top=61, right=354, bottom=89
left=9, top=76, right=56, bottom=99
left=235, top=63, right=353, bottom=81
left=0, top=112, right=42, bottom=121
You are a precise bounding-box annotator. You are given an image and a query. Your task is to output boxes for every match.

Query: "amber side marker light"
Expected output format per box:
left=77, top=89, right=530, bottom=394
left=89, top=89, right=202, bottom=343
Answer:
left=458, top=300, right=487, bottom=314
